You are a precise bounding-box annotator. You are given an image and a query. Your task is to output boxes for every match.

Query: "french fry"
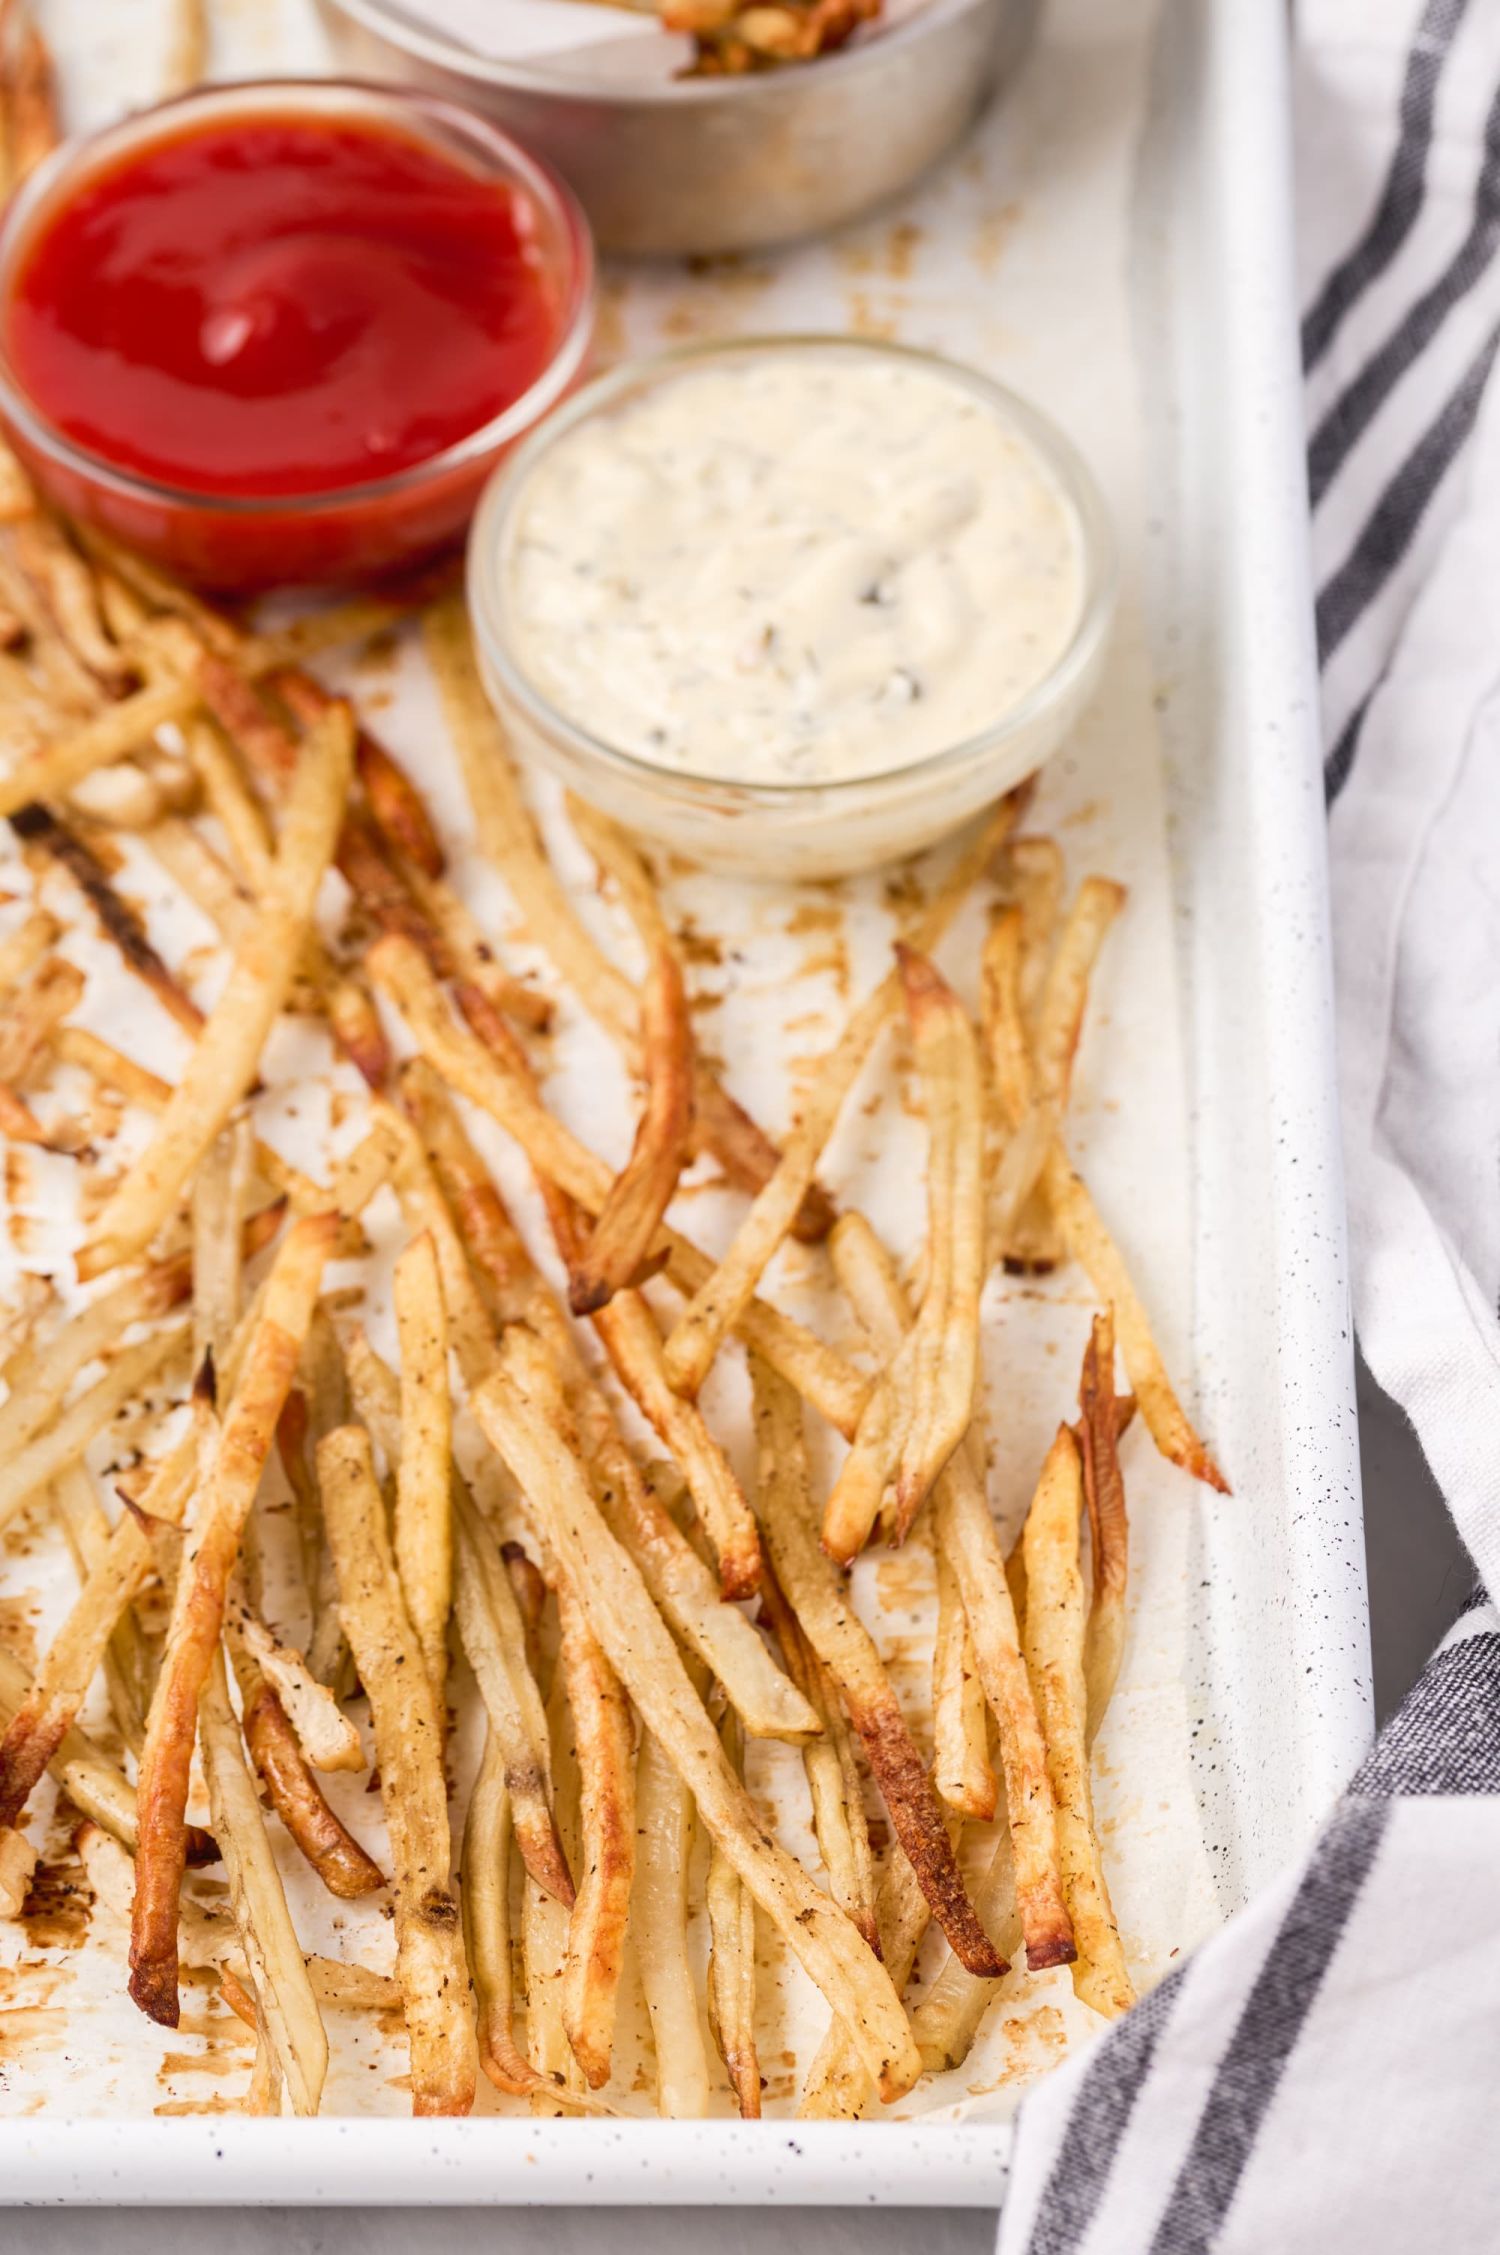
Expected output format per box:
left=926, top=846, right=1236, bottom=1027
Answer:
left=0, top=1647, right=199, bottom=1860
left=705, top=1707, right=760, bottom=2118
left=10, top=803, right=205, bottom=1039
left=83, top=705, right=355, bottom=1277
left=754, top=1550, right=878, bottom=1951
left=340, top=1322, right=572, bottom=1908
left=552, top=1200, right=761, bottom=1602
left=821, top=949, right=985, bottom=1561
left=0, top=907, right=60, bottom=995
left=393, top=1231, right=454, bottom=1715
left=749, top=1353, right=1003, bottom=1979
left=829, top=1212, right=1074, bottom=1971
left=0, top=1325, right=188, bottom=1536
left=1031, top=877, right=1126, bottom=1111
left=556, top=1581, right=635, bottom=2089
left=1, top=0, right=58, bottom=181
left=524, top=1662, right=586, bottom=2109
left=11, top=515, right=130, bottom=689
left=317, top=1423, right=478, bottom=2116
left=462, top=1726, right=545, bottom=2099
left=475, top=1356, right=922, bottom=2104
left=797, top=1834, right=942, bottom=2121
left=401, top=1059, right=794, bottom=1705
left=1077, top=1310, right=1128, bottom=1742
left=369, top=932, right=868, bottom=1438
left=197, top=1649, right=329, bottom=2116
left=632, top=1721, right=709, bottom=2118
left=567, top=944, right=694, bottom=1316
left=0, top=1258, right=192, bottom=1465
left=229, top=1649, right=385, bottom=1900
left=129, top=1214, right=335, bottom=2026
left=161, top=0, right=205, bottom=92
left=0, top=594, right=397, bottom=820
left=1021, top=1424, right=1134, bottom=2019
left=982, top=898, right=1228, bottom=1491
left=225, top=1595, right=364, bottom=1775
left=933, top=1545, right=997, bottom=1821
left=910, top=1808, right=1024, bottom=2074
left=48, top=1464, right=149, bottom=1758
left=661, top=797, right=1024, bottom=1400
left=0, top=955, right=85, bottom=1089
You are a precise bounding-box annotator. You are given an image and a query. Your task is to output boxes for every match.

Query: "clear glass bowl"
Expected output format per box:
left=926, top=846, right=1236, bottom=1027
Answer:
left=467, top=336, right=1115, bottom=881
left=0, top=79, right=595, bottom=594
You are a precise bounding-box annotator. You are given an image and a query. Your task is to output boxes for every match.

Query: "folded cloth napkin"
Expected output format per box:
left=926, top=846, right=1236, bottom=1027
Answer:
left=998, top=4, right=1500, bottom=2245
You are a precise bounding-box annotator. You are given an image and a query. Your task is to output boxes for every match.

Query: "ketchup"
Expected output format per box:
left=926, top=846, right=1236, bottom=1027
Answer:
left=5, top=114, right=561, bottom=498
left=0, top=96, right=592, bottom=588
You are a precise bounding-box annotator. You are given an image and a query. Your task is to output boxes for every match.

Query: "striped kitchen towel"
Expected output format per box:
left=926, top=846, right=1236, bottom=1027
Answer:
left=1000, top=4, right=1500, bottom=2246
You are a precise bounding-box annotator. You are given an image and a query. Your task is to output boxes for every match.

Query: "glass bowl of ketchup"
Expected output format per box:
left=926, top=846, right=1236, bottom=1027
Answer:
left=0, top=80, right=595, bottom=592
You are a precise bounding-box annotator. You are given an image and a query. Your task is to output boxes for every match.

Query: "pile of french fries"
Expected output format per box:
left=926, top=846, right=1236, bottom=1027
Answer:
left=0, top=7, right=1225, bottom=2119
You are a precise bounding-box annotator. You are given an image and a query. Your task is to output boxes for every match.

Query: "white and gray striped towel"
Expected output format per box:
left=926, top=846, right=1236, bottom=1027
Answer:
left=998, top=3, right=1500, bottom=2246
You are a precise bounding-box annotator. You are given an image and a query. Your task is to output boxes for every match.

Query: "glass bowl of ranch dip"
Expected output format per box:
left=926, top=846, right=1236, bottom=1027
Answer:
left=467, top=336, right=1114, bottom=880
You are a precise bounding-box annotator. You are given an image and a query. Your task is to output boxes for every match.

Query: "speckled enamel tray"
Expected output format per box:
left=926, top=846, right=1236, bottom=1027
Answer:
left=0, top=0, right=1370, bottom=2208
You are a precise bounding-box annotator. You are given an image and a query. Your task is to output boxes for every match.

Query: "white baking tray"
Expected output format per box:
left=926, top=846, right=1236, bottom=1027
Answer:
left=0, top=0, right=1370, bottom=2206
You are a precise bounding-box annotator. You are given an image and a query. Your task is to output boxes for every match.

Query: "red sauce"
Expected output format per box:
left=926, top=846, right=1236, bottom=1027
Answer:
left=3, top=113, right=563, bottom=501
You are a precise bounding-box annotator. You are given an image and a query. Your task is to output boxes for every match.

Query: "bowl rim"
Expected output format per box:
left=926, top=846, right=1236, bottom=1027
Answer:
left=0, top=76, right=596, bottom=522
left=467, top=332, right=1117, bottom=804
left=319, top=0, right=996, bottom=107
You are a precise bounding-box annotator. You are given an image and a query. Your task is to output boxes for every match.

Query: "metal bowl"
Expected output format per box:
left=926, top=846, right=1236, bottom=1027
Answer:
left=315, top=0, right=1037, bottom=257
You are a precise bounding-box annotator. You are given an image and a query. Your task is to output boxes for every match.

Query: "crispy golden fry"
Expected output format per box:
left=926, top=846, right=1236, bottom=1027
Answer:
left=230, top=1650, right=384, bottom=1901
left=676, top=0, right=878, bottom=71
left=0, top=1258, right=193, bottom=1467
left=10, top=803, right=205, bottom=1039
left=585, top=1292, right=758, bottom=1601
left=632, top=1720, right=709, bottom=2117
left=797, top=1831, right=942, bottom=2120
left=749, top=1353, right=1003, bottom=1979
left=0, top=952, right=83, bottom=1082
left=0, top=594, right=397, bottom=820
left=1032, top=877, right=1126, bottom=1110
left=370, top=932, right=868, bottom=1436
left=341, top=1323, right=571, bottom=1908
left=910, top=1809, right=1024, bottom=2074
left=1043, top=1151, right=1229, bottom=1490
left=1077, top=1310, right=1128, bottom=1743
left=1021, top=1424, right=1133, bottom=2019
left=0, top=1325, right=188, bottom=1537
left=83, top=706, right=355, bottom=1277
left=393, top=1230, right=454, bottom=1715
left=984, top=896, right=1228, bottom=1492
left=556, top=1582, right=635, bottom=2089
left=822, top=949, right=985, bottom=1561
left=11, top=515, right=130, bottom=689
left=453, top=1497, right=576, bottom=1908
left=0, top=1647, right=193, bottom=1859
left=197, top=1649, right=329, bottom=2116
left=426, top=596, right=830, bottom=1237
left=2, top=0, right=59, bottom=182
left=476, top=1356, right=921, bottom=2103
left=462, top=1726, right=545, bottom=2099
left=160, top=0, right=205, bottom=91
left=705, top=1706, right=761, bottom=2118
left=47, top=1464, right=148, bottom=1758
left=129, top=1215, right=335, bottom=2027
left=829, top=1211, right=1073, bottom=1971
left=317, top=1423, right=478, bottom=2116
left=933, top=1545, right=997, bottom=1821
left=568, top=945, right=693, bottom=1316
left=754, top=1550, right=878, bottom=1950
left=661, top=799, right=1023, bottom=1400
left=226, top=1593, right=364, bottom=1775
left=0, top=908, right=60, bottom=995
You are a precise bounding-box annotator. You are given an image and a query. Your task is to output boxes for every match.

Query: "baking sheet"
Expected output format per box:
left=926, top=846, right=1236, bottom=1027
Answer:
left=0, top=0, right=1370, bottom=2204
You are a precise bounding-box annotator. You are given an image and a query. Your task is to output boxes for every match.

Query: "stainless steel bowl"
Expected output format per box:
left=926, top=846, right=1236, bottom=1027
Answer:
left=315, top=0, right=1037, bottom=257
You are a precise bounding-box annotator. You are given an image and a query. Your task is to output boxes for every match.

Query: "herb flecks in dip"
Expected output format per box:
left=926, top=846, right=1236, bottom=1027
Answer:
left=502, top=349, right=1086, bottom=788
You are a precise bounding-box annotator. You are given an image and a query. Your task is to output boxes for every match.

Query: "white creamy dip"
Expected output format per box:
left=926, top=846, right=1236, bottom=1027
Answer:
left=500, top=349, right=1087, bottom=787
